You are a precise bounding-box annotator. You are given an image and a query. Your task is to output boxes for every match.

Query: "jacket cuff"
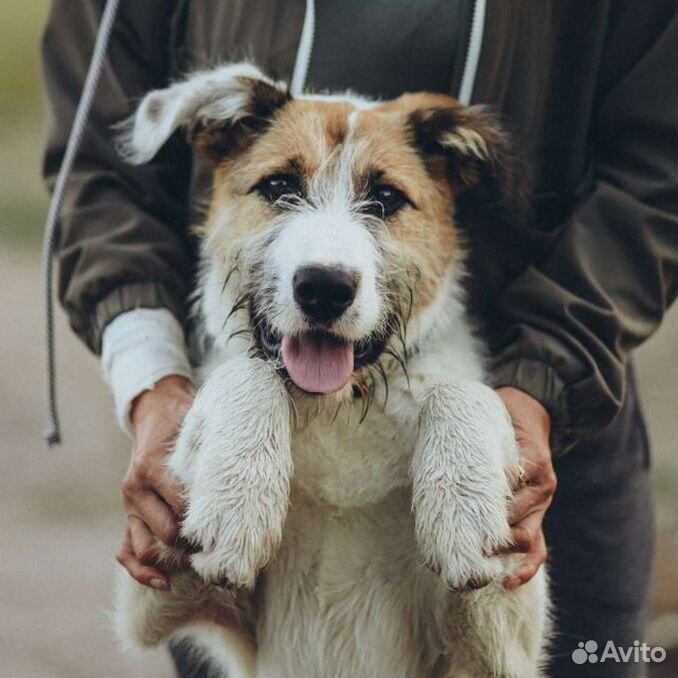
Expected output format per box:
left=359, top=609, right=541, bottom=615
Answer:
left=101, top=308, right=194, bottom=435
left=490, top=357, right=574, bottom=454
left=87, top=282, right=186, bottom=354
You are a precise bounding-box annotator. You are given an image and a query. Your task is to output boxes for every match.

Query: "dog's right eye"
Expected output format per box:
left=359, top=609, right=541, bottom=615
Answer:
left=253, top=174, right=303, bottom=204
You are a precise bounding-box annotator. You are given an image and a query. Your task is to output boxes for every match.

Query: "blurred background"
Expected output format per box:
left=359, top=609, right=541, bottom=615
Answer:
left=0, top=3, right=676, bottom=677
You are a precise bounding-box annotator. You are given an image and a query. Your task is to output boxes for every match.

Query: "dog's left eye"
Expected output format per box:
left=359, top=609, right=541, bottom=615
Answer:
left=365, top=185, right=411, bottom=219
left=254, top=174, right=303, bottom=204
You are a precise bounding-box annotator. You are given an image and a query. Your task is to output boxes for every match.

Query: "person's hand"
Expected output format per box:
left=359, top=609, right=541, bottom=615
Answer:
left=116, top=375, right=195, bottom=590
left=496, top=387, right=557, bottom=590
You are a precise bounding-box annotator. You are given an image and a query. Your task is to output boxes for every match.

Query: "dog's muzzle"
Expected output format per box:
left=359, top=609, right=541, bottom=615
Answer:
left=252, top=263, right=391, bottom=396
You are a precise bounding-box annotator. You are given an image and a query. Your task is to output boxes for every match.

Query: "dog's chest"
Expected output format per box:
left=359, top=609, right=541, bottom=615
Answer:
left=257, top=488, right=442, bottom=678
left=290, top=391, right=419, bottom=507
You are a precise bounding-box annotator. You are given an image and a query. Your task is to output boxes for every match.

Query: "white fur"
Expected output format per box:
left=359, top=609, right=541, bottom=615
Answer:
left=171, top=357, right=293, bottom=588
left=411, top=382, right=515, bottom=590
left=115, top=64, right=550, bottom=678
left=267, top=204, right=382, bottom=341
left=118, top=62, right=281, bottom=164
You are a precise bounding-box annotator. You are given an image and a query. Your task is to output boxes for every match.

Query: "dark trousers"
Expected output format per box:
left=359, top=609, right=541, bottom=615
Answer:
left=545, top=372, right=654, bottom=678
left=171, top=374, right=654, bottom=678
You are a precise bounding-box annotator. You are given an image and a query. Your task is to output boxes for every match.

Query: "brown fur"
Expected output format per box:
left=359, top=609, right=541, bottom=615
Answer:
left=202, top=94, right=480, bottom=315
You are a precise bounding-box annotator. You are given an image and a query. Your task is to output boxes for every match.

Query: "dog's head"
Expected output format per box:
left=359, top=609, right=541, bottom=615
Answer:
left=121, top=63, right=522, bottom=397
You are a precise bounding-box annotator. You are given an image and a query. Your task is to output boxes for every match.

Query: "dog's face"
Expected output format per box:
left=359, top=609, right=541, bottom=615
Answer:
left=122, top=64, right=520, bottom=396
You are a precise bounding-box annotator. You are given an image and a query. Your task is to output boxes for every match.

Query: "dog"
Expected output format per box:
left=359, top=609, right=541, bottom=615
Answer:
left=114, top=62, right=550, bottom=678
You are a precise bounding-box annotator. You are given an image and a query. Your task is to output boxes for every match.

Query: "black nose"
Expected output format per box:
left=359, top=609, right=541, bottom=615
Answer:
left=293, top=265, right=359, bottom=324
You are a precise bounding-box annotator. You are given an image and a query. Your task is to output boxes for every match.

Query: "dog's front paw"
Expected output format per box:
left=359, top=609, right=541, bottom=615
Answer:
left=412, top=383, right=516, bottom=591
left=415, top=506, right=509, bottom=591
left=181, top=493, right=283, bottom=589
left=171, top=357, right=293, bottom=589
left=412, top=452, right=512, bottom=590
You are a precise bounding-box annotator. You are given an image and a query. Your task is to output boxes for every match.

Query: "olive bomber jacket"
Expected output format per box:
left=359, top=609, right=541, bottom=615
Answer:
left=42, top=0, right=678, bottom=451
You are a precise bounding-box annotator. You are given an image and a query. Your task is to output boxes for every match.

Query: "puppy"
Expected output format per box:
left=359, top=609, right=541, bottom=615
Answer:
left=115, top=63, right=550, bottom=678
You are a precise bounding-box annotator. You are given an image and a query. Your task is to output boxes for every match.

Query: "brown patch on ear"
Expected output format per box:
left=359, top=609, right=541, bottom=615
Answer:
left=409, top=104, right=529, bottom=214
left=192, top=78, right=292, bottom=164
left=240, top=77, right=292, bottom=119
left=192, top=120, right=256, bottom=162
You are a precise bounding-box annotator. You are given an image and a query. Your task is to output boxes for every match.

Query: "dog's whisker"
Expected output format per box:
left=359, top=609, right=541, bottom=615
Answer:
left=225, top=293, right=250, bottom=322
left=375, top=359, right=390, bottom=409
left=358, top=385, right=371, bottom=423
left=227, top=327, right=251, bottom=342
left=383, top=347, right=410, bottom=389
left=221, top=263, right=240, bottom=295
left=330, top=399, right=344, bottom=424
left=406, top=284, right=415, bottom=327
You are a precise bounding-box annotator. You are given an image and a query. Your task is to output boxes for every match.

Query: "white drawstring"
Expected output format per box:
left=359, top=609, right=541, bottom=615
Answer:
left=42, top=0, right=122, bottom=446
left=290, top=0, right=316, bottom=96
left=458, top=0, right=486, bottom=105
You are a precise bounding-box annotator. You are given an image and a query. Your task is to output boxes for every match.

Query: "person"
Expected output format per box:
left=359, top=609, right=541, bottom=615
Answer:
left=42, top=2, right=678, bottom=677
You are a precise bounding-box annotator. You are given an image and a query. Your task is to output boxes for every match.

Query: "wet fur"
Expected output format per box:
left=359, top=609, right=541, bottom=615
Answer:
left=115, top=63, right=550, bottom=677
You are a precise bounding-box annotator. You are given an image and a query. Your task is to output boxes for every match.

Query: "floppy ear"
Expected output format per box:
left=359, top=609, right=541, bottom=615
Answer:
left=409, top=105, right=528, bottom=213
left=117, top=62, right=290, bottom=165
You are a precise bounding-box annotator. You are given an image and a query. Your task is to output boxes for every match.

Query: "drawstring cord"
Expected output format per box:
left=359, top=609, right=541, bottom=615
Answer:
left=290, top=0, right=315, bottom=97
left=458, top=0, right=486, bottom=105
left=42, top=0, right=121, bottom=446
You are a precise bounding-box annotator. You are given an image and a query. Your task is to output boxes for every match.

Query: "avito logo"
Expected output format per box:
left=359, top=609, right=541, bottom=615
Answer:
left=572, top=640, right=666, bottom=665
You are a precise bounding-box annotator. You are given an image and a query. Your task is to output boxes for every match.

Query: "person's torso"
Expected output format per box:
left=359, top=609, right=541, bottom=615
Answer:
left=169, top=0, right=612, bottom=314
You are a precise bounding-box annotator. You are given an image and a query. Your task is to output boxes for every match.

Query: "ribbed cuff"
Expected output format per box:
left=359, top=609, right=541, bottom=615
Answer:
left=87, top=282, right=186, bottom=354
left=101, top=308, right=194, bottom=435
left=491, top=357, right=573, bottom=454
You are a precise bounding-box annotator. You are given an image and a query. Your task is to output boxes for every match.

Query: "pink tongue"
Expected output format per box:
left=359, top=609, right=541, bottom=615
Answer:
left=282, top=333, right=354, bottom=394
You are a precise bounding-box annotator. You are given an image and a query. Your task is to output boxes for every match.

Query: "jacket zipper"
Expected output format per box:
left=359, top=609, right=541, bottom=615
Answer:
left=290, top=0, right=316, bottom=96
left=458, top=0, right=486, bottom=105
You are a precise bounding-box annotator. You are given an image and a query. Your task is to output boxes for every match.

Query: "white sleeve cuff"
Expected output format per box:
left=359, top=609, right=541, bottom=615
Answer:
left=101, top=308, right=194, bottom=435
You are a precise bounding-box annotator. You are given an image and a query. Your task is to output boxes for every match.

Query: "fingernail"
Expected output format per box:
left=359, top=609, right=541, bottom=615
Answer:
left=150, top=578, right=169, bottom=590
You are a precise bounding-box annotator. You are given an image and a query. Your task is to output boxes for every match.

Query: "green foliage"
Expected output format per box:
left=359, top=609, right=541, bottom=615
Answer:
left=0, top=1, right=49, bottom=122
left=0, top=1, right=50, bottom=247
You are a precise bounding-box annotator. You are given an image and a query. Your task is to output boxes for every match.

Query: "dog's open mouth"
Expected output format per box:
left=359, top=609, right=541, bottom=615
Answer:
left=256, top=323, right=388, bottom=394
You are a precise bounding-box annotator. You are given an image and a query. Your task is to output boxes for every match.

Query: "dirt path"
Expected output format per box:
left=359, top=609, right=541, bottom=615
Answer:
left=1, top=245, right=675, bottom=677
left=0, top=247, right=172, bottom=677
